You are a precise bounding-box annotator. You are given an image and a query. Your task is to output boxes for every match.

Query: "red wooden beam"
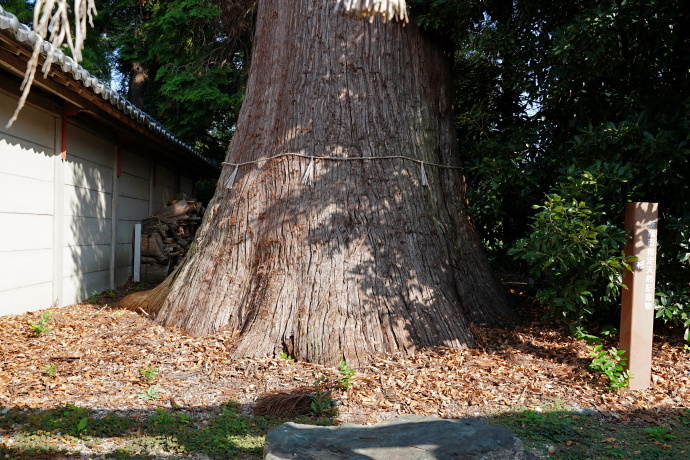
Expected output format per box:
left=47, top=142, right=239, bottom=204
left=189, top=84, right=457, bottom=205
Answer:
left=60, top=111, right=78, bottom=160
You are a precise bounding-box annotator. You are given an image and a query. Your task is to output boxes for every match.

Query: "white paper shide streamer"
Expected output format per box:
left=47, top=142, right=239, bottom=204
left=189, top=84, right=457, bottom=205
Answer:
left=225, top=165, right=239, bottom=190
left=420, top=162, right=429, bottom=187
left=301, top=157, right=315, bottom=186
left=334, top=0, right=409, bottom=23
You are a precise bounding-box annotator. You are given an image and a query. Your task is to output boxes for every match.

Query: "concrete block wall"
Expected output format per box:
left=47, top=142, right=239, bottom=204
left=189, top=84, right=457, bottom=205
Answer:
left=62, top=125, right=114, bottom=305
left=115, top=148, right=153, bottom=287
left=0, top=92, right=198, bottom=316
left=0, top=91, right=57, bottom=316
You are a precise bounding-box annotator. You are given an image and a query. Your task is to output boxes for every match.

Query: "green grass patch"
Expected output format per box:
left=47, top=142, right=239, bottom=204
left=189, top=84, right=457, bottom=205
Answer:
left=0, top=401, right=336, bottom=459
left=3, top=401, right=687, bottom=459
left=482, top=402, right=690, bottom=459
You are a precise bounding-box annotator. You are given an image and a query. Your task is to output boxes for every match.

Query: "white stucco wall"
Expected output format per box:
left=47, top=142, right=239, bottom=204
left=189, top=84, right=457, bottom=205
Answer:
left=153, top=164, right=175, bottom=212
left=0, top=89, right=202, bottom=317
left=179, top=175, right=194, bottom=199
left=0, top=92, right=57, bottom=316
left=61, top=124, right=114, bottom=305
left=115, top=149, right=152, bottom=286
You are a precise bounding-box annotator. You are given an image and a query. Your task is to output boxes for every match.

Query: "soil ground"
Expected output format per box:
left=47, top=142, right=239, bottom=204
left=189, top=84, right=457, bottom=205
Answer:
left=1, top=279, right=688, bottom=458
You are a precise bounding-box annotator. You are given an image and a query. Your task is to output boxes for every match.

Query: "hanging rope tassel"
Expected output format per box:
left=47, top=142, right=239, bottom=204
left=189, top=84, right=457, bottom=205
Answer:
left=301, top=157, right=315, bottom=186
left=225, top=165, right=239, bottom=190
left=420, top=162, right=429, bottom=187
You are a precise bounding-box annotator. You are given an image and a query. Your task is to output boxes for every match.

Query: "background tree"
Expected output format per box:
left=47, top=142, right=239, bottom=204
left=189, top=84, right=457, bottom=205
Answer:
left=0, top=0, right=33, bottom=23
left=111, top=0, right=255, bottom=161
left=414, top=0, right=690, bottom=337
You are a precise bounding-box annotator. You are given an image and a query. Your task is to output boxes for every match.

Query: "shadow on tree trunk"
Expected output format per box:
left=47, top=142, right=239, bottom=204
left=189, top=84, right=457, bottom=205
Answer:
left=119, top=0, right=516, bottom=367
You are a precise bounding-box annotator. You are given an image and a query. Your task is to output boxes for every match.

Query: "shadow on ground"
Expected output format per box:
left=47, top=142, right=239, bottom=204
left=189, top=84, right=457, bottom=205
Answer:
left=1, top=401, right=688, bottom=459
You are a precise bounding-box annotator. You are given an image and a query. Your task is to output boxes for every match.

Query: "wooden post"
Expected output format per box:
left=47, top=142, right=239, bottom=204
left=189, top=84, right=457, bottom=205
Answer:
left=60, top=111, right=78, bottom=160
left=133, top=223, right=142, bottom=283
left=620, top=202, right=658, bottom=390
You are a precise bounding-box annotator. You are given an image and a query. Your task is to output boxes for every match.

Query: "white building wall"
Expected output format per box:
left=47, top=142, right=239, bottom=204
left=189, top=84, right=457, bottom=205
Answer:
left=0, top=92, right=56, bottom=316
left=179, top=175, right=194, bottom=199
left=61, top=124, right=114, bottom=305
left=115, top=149, right=152, bottom=286
left=153, top=164, right=176, bottom=212
left=0, top=92, right=200, bottom=317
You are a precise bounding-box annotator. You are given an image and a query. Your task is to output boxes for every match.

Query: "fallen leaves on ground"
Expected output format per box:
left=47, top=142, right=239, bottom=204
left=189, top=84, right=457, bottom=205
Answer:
left=0, top=285, right=688, bottom=429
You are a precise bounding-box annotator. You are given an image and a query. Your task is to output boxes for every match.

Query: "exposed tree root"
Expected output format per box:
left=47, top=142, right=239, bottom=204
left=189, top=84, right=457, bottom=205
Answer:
left=117, top=274, right=172, bottom=316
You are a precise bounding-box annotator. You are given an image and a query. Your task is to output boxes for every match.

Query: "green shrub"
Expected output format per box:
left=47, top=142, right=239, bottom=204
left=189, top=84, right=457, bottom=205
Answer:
left=654, top=217, right=690, bottom=341
left=509, top=183, right=634, bottom=323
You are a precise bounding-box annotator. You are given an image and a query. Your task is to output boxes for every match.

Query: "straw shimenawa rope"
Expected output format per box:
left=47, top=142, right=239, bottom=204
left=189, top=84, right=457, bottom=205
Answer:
left=222, top=152, right=464, bottom=189
left=334, top=0, right=409, bottom=23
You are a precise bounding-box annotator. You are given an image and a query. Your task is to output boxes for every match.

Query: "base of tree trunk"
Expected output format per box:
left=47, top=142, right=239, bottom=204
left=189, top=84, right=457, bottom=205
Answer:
left=118, top=0, right=517, bottom=367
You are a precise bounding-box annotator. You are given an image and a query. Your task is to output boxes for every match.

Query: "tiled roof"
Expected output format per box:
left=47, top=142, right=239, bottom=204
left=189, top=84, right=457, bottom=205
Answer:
left=0, top=6, right=216, bottom=169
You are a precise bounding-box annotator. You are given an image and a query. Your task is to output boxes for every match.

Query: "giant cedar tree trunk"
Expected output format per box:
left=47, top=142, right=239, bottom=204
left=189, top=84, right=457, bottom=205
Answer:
left=134, top=0, right=514, bottom=366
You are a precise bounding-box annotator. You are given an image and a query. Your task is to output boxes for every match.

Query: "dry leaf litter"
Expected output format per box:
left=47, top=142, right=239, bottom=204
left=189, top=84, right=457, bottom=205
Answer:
left=0, top=281, right=688, bottom=452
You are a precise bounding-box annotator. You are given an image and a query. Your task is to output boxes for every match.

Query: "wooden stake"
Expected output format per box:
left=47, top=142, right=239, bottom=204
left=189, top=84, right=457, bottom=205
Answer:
left=620, top=202, right=658, bottom=390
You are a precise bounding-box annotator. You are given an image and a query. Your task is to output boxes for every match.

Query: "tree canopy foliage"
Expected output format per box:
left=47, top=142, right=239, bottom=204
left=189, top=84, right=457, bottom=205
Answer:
left=109, top=0, right=253, bottom=160
left=32, top=0, right=255, bottom=160
left=411, top=0, right=689, bottom=336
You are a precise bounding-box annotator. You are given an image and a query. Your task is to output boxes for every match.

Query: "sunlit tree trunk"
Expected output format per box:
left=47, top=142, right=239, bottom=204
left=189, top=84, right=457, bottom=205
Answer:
left=125, top=0, right=515, bottom=366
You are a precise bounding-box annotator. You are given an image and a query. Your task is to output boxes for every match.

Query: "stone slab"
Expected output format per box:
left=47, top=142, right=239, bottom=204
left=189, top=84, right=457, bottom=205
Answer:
left=264, top=414, right=535, bottom=459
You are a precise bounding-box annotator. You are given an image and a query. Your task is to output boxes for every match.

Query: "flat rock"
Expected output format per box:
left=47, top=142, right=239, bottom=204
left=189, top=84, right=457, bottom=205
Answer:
left=264, top=414, right=535, bottom=459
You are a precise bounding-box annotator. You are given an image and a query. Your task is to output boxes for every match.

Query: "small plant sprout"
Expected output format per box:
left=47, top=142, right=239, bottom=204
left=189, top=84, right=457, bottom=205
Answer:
left=76, top=417, right=88, bottom=434
left=28, top=311, right=53, bottom=336
left=88, top=290, right=101, bottom=304
left=107, top=289, right=116, bottom=298
left=645, top=425, right=676, bottom=442
left=336, top=360, right=356, bottom=390
left=588, top=344, right=632, bottom=391
left=137, top=385, right=163, bottom=400
left=310, top=371, right=332, bottom=416
left=279, top=351, right=294, bottom=364
left=114, top=310, right=124, bottom=318
left=44, top=364, right=57, bottom=378
left=140, top=365, right=159, bottom=382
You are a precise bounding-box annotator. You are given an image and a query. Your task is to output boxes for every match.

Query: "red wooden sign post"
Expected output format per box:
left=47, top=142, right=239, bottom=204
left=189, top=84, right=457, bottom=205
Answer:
left=619, top=202, right=658, bottom=390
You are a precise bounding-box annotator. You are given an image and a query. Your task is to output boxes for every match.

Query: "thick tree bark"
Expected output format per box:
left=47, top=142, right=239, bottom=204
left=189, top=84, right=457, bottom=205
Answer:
left=128, top=62, right=149, bottom=109
left=127, top=0, right=515, bottom=366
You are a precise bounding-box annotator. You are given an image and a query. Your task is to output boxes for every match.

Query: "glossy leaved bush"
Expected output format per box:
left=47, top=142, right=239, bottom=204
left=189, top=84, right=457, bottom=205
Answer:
left=410, top=0, right=689, bottom=340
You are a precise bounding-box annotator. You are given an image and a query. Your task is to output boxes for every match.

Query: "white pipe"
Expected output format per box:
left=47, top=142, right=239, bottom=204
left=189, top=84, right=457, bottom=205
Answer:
left=133, top=223, right=141, bottom=282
